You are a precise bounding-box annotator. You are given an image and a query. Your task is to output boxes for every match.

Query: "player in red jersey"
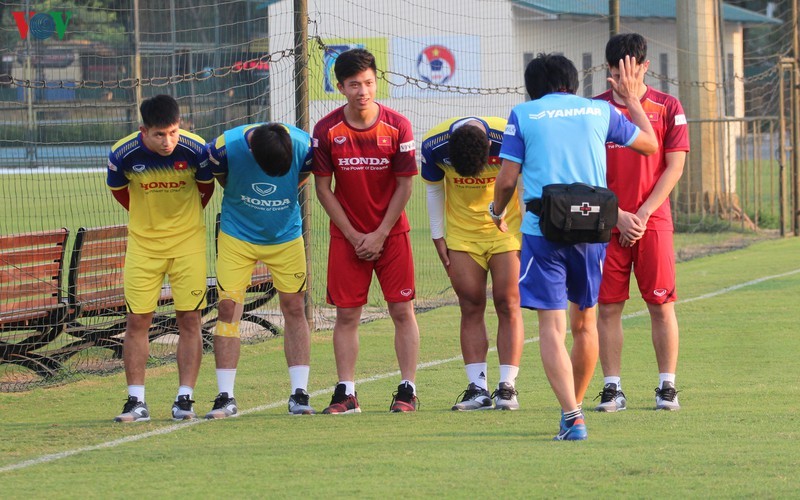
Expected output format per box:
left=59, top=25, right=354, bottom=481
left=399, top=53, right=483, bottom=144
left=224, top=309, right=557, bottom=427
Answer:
left=593, top=34, right=689, bottom=412
left=312, top=48, right=420, bottom=413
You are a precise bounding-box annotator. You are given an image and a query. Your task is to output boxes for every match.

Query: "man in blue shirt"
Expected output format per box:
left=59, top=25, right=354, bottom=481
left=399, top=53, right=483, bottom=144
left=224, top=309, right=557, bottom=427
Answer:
left=491, top=54, right=658, bottom=440
left=206, top=123, right=316, bottom=417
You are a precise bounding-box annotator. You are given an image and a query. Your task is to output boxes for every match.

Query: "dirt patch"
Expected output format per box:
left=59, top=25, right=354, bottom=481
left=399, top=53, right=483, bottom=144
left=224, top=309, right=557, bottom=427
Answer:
left=675, top=231, right=778, bottom=262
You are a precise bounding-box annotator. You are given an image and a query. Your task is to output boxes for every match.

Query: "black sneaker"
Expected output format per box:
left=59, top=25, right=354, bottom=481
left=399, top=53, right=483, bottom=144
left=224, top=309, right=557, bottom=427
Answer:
left=114, top=396, right=150, bottom=422
left=288, top=388, right=316, bottom=415
left=171, top=394, right=197, bottom=421
left=390, top=382, right=418, bottom=412
left=594, top=383, right=627, bottom=412
left=655, top=381, right=680, bottom=411
left=205, top=392, right=238, bottom=419
left=452, top=382, right=493, bottom=411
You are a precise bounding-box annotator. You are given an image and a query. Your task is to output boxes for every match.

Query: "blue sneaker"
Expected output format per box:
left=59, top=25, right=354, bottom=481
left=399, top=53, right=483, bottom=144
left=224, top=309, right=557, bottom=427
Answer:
left=554, top=413, right=587, bottom=441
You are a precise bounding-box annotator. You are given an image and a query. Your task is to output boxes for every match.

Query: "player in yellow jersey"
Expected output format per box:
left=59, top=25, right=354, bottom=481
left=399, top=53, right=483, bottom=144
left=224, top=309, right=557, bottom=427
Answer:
left=107, top=95, right=215, bottom=422
left=421, top=117, right=525, bottom=410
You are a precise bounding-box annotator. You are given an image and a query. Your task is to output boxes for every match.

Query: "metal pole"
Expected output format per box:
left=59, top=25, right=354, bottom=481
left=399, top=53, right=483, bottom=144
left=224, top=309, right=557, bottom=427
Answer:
left=23, top=0, right=35, bottom=166
left=132, top=0, right=142, bottom=111
left=609, top=0, right=619, bottom=37
left=779, top=60, right=788, bottom=237
left=792, top=1, right=800, bottom=235
left=294, top=0, right=314, bottom=330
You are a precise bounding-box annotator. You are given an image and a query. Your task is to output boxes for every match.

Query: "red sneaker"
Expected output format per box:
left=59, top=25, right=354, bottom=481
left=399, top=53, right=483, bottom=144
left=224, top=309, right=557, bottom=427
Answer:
left=322, top=383, right=361, bottom=414
left=389, top=382, right=419, bottom=412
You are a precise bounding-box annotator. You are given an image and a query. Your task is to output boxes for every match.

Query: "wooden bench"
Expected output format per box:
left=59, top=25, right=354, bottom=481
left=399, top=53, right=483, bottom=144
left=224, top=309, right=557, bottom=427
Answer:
left=59, top=225, right=180, bottom=361
left=0, top=228, right=69, bottom=376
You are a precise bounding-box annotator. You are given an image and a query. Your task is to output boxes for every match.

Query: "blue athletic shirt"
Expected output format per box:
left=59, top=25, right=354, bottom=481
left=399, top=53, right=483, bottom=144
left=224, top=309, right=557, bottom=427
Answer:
left=208, top=123, right=312, bottom=245
left=499, top=93, right=640, bottom=236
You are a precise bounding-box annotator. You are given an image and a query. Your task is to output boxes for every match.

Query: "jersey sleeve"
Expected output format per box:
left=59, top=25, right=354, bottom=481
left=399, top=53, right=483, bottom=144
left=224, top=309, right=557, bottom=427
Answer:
left=294, top=134, right=313, bottom=174
left=498, top=110, right=524, bottom=164
left=194, top=141, right=213, bottom=183
left=106, top=149, right=129, bottom=189
left=664, top=97, right=690, bottom=153
left=393, top=117, right=418, bottom=176
left=420, top=138, right=445, bottom=183
left=208, top=134, right=229, bottom=177
left=605, top=103, right=640, bottom=147
left=311, top=123, right=333, bottom=177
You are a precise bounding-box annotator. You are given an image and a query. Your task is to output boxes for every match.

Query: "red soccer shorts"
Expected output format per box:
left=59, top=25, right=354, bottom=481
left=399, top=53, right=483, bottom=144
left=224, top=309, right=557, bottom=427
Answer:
left=326, top=232, right=416, bottom=307
left=599, top=230, right=677, bottom=305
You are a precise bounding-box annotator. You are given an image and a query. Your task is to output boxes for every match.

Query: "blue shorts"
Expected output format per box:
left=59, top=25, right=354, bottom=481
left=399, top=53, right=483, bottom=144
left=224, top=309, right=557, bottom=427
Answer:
left=518, top=234, right=606, bottom=311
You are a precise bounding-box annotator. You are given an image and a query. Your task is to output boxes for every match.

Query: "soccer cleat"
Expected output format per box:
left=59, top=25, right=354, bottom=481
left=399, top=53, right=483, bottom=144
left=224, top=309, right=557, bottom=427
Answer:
left=322, top=383, right=361, bottom=414
left=288, top=388, right=316, bottom=415
left=452, top=383, right=493, bottom=411
left=205, top=392, right=239, bottom=419
left=655, top=381, right=681, bottom=411
left=554, top=413, right=588, bottom=441
left=171, top=394, right=197, bottom=421
left=114, top=396, right=151, bottom=422
left=491, top=382, right=520, bottom=411
left=593, top=383, right=627, bottom=412
left=390, top=382, right=419, bottom=413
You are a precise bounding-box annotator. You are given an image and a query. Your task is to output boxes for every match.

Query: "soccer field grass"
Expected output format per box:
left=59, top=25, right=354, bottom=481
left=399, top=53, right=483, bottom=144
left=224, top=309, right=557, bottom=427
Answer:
left=1, top=238, right=799, bottom=497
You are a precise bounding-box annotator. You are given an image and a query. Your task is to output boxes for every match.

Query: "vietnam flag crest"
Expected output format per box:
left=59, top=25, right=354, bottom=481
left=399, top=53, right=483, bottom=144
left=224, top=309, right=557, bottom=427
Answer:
left=377, top=136, right=391, bottom=147
left=174, top=160, right=188, bottom=170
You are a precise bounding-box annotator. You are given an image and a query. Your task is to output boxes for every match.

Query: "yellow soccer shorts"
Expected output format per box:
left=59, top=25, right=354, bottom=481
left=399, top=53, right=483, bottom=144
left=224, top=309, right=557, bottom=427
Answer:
left=124, top=251, right=208, bottom=313
left=446, top=233, right=522, bottom=271
left=216, top=231, right=307, bottom=297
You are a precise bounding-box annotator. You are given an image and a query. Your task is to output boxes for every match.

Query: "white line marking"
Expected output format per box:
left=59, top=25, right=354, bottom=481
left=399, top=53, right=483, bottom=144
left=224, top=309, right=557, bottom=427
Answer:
left=2, top=267, right=798, bottom=473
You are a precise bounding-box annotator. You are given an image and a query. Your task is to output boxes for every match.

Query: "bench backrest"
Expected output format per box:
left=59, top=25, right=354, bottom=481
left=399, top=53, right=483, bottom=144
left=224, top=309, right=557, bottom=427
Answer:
left=0, top=228, right=69, bottom=324
left=68, top=225, right=128, bottom=315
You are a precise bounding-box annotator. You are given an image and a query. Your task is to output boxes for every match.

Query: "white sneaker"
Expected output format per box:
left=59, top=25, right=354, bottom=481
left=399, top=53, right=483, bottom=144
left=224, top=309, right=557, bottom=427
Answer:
left=171, top=394, right=197, bottom=421
left=452, top=383, right=493, bottom=411
left=205, top=392, right=239, bottom=419
left=114, top=396, right=150, bottom=422
left=655, top=381, right=680, bottom=411
left=594, top=383, right=627, bottom=412
left=492, top=382, right=520, bottom=411
left=288, top=388, right=316, bottom=415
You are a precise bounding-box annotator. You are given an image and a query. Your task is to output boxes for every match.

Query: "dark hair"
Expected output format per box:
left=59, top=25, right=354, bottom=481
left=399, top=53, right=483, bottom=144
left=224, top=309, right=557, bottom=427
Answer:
left=249, top=123, right=293, bottom=177
left=334, top=48, right=377, bottom=84
left=524, top=53, right=579, bottom=100
left=140, top=94, right=180, bottom=128
left=605, top=33, right=647, bottom=67
left=449, top=124, right=489, bottom=178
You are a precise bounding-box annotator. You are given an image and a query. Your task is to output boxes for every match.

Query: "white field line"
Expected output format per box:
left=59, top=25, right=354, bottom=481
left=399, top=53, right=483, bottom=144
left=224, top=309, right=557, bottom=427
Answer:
left=2, top=267, right=798, bottom=474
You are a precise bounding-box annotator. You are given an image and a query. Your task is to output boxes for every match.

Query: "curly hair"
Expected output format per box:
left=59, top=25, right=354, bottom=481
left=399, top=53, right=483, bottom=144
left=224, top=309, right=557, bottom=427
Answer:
left=449, top=124, right=489, bottom=178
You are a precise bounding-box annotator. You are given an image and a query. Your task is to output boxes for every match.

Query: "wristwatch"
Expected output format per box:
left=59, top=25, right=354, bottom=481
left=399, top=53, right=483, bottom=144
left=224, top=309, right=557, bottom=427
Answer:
left=488, top=201, right=506, bottom=221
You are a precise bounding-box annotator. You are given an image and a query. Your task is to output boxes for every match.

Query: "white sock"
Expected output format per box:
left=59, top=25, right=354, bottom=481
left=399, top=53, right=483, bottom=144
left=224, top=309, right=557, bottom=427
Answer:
left=177, top=385, right=193, bottom=401
left=465, top=362, right=488, bottom=390
left=604, top=376, right=621, bottom=390
left=128, top=385, right=145, bottom=402
left=216, top=369, right=237, bottom=397
left=498, top=365, right=519, bottom=386
left=340, top=381, right=356, bottom=396
left=659, top=373, right=676, bottom=388
left=400, top=379, right=416, bottom=395
left=288, top=365, right=310, bottom=393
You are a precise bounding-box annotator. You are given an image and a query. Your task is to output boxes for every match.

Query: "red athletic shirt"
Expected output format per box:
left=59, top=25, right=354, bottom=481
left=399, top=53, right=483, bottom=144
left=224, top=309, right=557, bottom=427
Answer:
left=312, top=104, right=418, bottom=238
left=595, top=87, right=690, bottom=231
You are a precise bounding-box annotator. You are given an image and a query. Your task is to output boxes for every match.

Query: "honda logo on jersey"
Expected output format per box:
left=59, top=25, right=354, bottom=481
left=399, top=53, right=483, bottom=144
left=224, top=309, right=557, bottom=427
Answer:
left=252, top=183, right=277, bottom=196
